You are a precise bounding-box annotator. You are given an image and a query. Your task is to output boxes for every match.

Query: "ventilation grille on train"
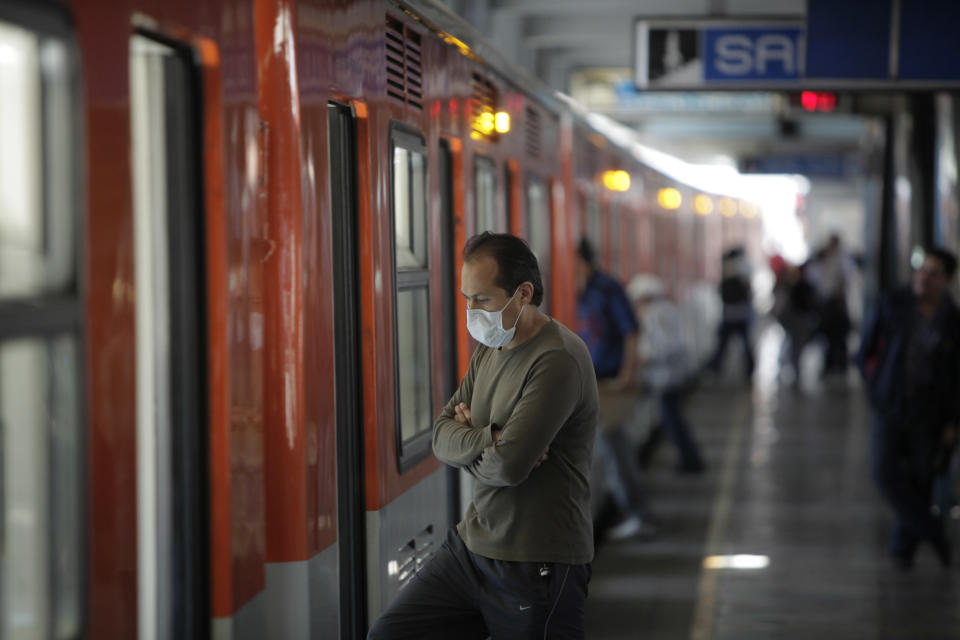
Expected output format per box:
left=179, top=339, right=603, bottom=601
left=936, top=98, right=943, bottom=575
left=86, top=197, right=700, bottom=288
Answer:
left=525, top=106, right=541, bottom=158
left=386, top=15, right=423, bottom=111
left=394, top=524, right=435, bottom=589
left=470, top=73, right=498, bottom=139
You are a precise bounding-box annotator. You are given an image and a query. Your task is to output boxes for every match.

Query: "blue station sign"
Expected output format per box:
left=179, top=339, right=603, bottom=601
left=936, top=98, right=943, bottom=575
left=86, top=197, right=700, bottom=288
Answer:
left=703, top=26, right=803, bottom=83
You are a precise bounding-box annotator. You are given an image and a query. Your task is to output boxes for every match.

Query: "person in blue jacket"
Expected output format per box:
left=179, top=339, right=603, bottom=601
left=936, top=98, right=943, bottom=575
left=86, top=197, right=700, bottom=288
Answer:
left=856, top=247, right=959, bottom=570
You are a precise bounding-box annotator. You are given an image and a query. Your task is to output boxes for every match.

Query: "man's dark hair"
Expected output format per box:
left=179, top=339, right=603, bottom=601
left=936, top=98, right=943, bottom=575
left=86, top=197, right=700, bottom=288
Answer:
left=925, top=246, right=958, bottom=278
left=576, top=237, right=595, bottom=266
left=463, top=232, right=544, bottom=306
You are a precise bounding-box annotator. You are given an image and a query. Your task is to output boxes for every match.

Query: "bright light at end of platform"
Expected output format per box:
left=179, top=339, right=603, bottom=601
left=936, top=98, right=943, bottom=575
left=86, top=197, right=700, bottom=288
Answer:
left=703, top=554, right=769, bottom=570
left=494, top=111, right=510, bottom=133
left=657, top=187, right=682, bottom=209
left=694, top=194, right=713, bottom=215
left=388, top=560, right=399, bottom=576
left=602, top=170, right=631, bottom=192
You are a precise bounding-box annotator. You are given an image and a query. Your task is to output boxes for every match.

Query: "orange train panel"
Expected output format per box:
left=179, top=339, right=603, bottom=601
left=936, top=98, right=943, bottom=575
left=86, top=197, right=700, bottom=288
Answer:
left=74, top=0, right=139, bottom=633
left=193, top=36, right=237, bottom=619
left=254, top=0, right=309, bottom=563
left=509, top=159, right=524, bottom=238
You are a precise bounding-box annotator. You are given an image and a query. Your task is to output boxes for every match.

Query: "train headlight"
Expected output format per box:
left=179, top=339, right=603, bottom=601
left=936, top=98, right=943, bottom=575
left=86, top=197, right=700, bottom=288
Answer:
left=602, top=170, right=631, bottom=192
left=494, top=111, right=510, bottom=134
left=657, top=187, right=682, bottom=210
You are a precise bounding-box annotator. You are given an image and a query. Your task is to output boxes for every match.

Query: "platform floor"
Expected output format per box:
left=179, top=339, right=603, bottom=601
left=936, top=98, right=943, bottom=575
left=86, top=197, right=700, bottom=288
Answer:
left=585, top=333, right=960, bottom=639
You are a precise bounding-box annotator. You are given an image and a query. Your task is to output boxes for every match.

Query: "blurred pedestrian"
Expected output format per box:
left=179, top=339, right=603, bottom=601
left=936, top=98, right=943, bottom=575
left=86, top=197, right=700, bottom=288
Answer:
left=856, top=247, right=959, bottom=570
left=628, top=274, right=705, bottom=473
left=772, top=261, right=819, bottom=387
left=809, top=234, right=854, bottom=377
left=706, top=247, right=755, bottom=380
left=575, top=237, right=653, bottom=540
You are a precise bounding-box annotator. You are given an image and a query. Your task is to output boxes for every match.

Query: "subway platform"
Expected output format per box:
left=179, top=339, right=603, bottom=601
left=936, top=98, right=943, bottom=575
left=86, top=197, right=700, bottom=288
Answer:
left=586, top=328, right=960, bottom=639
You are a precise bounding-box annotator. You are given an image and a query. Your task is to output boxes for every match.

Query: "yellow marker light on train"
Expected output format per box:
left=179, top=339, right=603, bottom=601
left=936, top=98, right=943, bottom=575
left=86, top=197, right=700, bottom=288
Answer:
left=657, top=187, right=682, bottom=210
left=718, top=197, right=737, bottom=218
left=694, top=194, right=713, bottom=216
left=602, top=170, right=631, bottom=192
left=494, top=111, right=511, bottom=133
left=478, top=111, right=496, bottom=135
left=741, top=202, right=759, bottom=218
left=703, top=554, right=769, bottom=570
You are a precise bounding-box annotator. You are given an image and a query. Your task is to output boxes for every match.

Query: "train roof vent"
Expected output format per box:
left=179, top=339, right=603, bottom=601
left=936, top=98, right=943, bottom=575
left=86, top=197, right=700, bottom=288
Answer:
left=525, top=106, right=541, bottom=158
left=470, top=73, right=498, bottom=140
left=385, top=15, right=423, bottom=111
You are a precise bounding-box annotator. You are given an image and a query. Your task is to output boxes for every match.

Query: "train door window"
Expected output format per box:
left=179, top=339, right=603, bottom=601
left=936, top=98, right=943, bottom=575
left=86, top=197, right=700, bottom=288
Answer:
left=130, top=33, right=208, bottom=639
left=0, top=6, right=83, bottom=638
left=610, top=203, right=621, bottom=277
left=475, top=155, right=497, bottom=233
left=391, top=126, right=432, bottom=470
left=586, top=195, right=601, bottom=248
left=504, top=163, right=513, bottom=234
left=525, top=176, right=551, bottom=312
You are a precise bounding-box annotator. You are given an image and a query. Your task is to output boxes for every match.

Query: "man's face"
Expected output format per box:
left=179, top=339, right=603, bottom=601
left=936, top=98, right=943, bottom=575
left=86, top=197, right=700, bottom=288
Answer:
left=461, top=254, right=521, bottom=326
left=913, top=255, right=948, bottom=302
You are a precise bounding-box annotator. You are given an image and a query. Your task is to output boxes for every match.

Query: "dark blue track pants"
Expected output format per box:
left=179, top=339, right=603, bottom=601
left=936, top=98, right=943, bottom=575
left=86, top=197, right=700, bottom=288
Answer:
left=367, top=528, right=591, bottom=640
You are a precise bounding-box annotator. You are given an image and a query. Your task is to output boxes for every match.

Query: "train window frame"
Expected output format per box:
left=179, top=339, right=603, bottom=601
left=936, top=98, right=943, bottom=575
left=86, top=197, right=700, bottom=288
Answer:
left=474, top=155, right=497, bottom=233
left=389, top=123, right=433, bottom=473
left=0, top=2, right=85, bottom=637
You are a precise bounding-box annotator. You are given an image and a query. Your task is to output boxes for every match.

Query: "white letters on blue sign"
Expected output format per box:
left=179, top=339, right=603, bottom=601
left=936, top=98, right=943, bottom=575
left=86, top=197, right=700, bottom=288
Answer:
left=714, top=34, right=796, bottom=76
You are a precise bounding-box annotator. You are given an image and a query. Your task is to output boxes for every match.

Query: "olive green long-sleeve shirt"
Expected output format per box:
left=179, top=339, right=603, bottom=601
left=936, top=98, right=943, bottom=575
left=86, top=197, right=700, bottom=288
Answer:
left=432, top=319, right=598, bottom=564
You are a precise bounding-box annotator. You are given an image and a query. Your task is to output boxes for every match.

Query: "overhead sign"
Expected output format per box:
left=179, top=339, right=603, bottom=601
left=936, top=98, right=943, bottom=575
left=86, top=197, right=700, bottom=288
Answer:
left=740, top=154, right=862, bottom=179
left=702, top=26, right=803, bottom=83
left=634, top=20, right=803, bottom=89
left=636, top=2, right=960, bottom=90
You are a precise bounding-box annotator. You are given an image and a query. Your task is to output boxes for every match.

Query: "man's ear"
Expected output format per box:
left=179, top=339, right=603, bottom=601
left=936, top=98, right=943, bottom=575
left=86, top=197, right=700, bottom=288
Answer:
left=521, top=281, right=534, bottom=304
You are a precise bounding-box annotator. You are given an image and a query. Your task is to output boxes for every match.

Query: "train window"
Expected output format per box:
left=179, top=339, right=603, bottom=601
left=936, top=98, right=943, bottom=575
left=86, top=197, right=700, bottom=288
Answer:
left=525, top=176, right=551, bottom=312
left=475, top=155, right=497, bottom=233
left=393, top=145, right=427, bottom=269
left=586, top=195, right=601, bottom=248
left=0, top=21, right=75, bottom=299
left=0, top=6, right=83, bottom=639
left=390, top=126, right=432, bottom=470
left=610, top=203, right=621, bottom=276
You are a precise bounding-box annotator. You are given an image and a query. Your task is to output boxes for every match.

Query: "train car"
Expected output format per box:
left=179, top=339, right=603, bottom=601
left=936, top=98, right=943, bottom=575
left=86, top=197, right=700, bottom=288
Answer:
left=0, top=1, right=769, bottom=639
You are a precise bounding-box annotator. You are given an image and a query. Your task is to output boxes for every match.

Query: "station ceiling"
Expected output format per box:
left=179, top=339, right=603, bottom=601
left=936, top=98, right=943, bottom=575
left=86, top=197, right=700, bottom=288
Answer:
left=441, top=0, right=870, bottom=168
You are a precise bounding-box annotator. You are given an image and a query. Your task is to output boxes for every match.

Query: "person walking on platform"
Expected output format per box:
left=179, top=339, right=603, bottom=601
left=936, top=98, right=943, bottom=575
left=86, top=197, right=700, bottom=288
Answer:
left=809, top=234, right=854, bottom=378
left=368, top=232, right=597, bottom=639
left=856, top=247, right=959, bottom=570
left=706, top=247, right=755, bottom=381
left=574, top=238, right=653, bottom=540
left=627, top=274, right=705, bottom=474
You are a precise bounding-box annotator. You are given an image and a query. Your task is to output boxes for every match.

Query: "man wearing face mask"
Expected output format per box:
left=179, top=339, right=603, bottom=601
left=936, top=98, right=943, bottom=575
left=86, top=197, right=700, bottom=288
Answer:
left=367, top=232, right=598, bottom=640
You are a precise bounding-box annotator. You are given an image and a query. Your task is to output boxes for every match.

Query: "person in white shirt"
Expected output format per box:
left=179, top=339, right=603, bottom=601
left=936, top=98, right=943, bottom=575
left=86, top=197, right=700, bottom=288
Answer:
left=628, top=274, right=705, bottom=474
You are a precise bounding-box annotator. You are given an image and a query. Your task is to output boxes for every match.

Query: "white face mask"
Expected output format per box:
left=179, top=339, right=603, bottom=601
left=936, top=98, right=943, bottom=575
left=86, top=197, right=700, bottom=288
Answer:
left=467, top=288, right=524, bottom=348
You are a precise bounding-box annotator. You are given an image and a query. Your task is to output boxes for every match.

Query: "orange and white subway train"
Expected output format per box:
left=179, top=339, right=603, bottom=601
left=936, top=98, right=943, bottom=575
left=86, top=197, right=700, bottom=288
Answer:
left=0, top=0, right=763, bottom=638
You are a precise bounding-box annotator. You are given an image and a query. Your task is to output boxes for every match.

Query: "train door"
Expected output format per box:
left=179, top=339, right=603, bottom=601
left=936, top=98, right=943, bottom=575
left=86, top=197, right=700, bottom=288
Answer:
left=328, top=102, right=364, bottom=640
left=439, top=140, right=462, bottom=529
left=0, top=5, right=83, bottom=637
left=129, top=33, right=209, bottom=640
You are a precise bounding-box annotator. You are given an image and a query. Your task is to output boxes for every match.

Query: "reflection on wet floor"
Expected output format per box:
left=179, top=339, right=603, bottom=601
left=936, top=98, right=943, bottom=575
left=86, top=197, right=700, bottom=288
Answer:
left=585, top=324, right=960, bottom=639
